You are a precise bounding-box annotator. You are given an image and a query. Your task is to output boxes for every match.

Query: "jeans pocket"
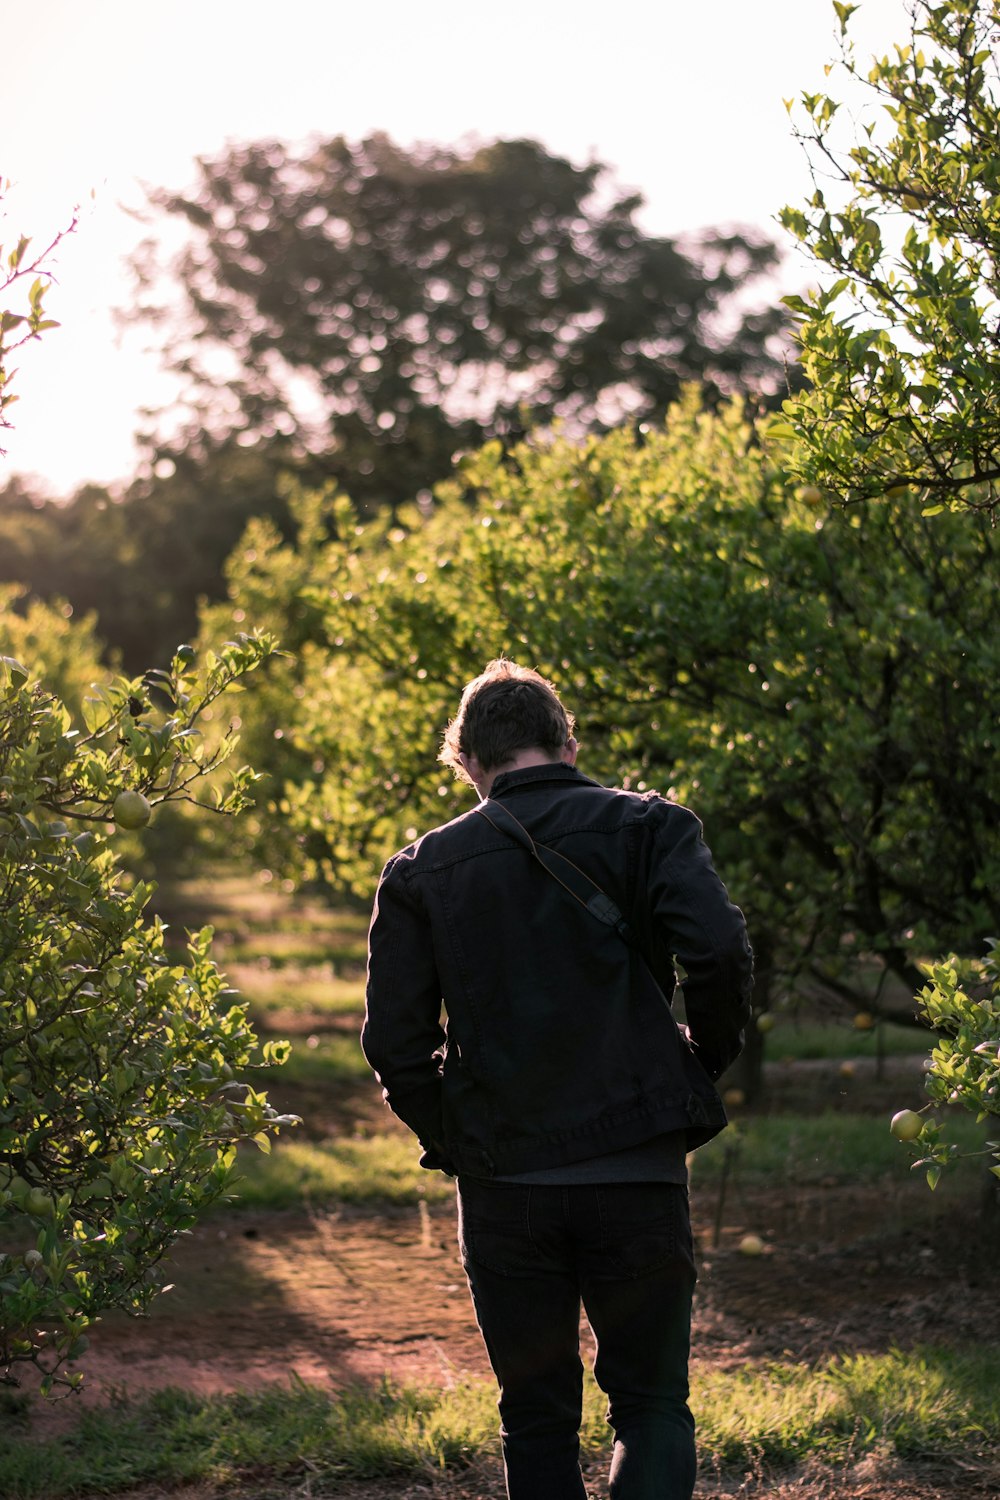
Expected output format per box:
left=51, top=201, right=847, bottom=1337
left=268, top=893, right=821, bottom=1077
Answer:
left=595, top=1182, right=695, bottom=1280
left=457, top=1178, right=542, bottom=1276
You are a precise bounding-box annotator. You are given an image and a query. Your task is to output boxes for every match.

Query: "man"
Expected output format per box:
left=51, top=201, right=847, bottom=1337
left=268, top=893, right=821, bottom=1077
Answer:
left=363, top=659, right=753, bottom=1500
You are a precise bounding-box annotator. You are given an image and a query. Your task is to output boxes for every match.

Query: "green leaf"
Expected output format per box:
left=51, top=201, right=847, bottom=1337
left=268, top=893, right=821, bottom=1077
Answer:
left=7, top=235, right=30, bottom=270
left=0, top=655, right=29, bottom=688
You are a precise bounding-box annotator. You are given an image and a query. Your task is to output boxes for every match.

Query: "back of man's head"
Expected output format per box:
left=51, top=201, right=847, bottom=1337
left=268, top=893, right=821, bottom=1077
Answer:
left=440, top=659, right=575, bottom=781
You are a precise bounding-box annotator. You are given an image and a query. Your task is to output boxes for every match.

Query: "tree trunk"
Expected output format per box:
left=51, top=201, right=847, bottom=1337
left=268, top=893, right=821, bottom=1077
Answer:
left=980, top=1153, right=1000, bottom=1239
left=734, top=935, right=772, bottom=1105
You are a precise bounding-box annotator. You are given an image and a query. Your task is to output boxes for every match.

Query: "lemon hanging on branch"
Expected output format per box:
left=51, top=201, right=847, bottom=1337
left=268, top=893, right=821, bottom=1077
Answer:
left=113, top=789, right=152, bottom=829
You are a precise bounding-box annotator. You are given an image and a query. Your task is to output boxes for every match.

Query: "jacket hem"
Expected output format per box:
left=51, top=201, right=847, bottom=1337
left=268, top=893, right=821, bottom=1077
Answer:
left=445, top=1094, right=727, bottom=1178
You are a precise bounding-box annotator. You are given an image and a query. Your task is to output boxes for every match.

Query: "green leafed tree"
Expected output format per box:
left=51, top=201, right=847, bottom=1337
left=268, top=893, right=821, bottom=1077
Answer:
left=0, top=633, right=298, bottom=1396
left=774, top=0, right=1000, bottom=516
left=132, top=134, right=795, bottom=511
left=0, top=585, right=112, bottom=721
left=202, top=398, right=1000, bottom=1076
left=0, top=446, right=302, bottom=673
left=890, top=945, right=1000, bottom=1226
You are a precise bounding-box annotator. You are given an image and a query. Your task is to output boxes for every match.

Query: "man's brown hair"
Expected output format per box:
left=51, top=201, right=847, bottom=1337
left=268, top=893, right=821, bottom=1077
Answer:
left=440, top=659, right=575, bottom=783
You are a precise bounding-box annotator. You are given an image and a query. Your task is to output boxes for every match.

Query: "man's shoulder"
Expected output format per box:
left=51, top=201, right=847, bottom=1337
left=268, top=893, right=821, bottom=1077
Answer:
left=585, top=782, right=701, bottom=832
left=380, top=805, right=484, bottom=882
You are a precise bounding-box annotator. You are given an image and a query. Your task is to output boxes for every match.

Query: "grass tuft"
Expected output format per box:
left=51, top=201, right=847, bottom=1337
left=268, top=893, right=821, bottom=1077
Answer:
left=229, top=1134, right=455, bottom=1208
left=3, top=1347, right=998, bottom=1498
left=694, top=1345, right=1000, bottom=1467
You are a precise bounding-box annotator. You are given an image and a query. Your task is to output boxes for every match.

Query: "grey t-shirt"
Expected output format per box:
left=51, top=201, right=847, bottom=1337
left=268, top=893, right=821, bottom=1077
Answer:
left=493, top=1130, right=688, bottom=1186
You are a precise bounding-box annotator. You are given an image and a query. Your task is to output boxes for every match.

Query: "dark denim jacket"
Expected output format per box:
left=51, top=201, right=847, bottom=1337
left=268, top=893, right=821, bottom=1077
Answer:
left=362, top=764, right=753, bottom=1176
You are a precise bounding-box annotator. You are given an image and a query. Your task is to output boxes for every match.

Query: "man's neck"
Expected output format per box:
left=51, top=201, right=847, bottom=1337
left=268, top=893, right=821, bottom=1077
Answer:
left=478, top=751, right=572, bottom=799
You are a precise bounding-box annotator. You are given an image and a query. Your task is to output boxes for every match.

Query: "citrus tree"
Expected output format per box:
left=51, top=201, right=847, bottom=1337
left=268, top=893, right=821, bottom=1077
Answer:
left=888, top=944, right=1000, bottom=1217
left=203, top=397, right=1000, bottom=1058
left=133, top=134, right=791, bottom=512
left=0, top=585, right=111, bottom=720
left=775, top=0, right=1000, bottom=516
left=0, top=631, right=297, bottom=1395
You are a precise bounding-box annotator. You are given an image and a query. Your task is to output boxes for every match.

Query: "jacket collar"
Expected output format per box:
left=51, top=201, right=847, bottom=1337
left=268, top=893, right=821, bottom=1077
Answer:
left=489, top=763, right=603, bottom=799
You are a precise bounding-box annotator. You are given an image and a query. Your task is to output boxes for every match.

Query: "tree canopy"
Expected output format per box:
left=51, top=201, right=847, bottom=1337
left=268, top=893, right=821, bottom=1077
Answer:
left=201, top=396, right=1000, bottom=1026
left=775, top=0, right=1000, bottom=516
left=133, top=134, right=795, bottom=509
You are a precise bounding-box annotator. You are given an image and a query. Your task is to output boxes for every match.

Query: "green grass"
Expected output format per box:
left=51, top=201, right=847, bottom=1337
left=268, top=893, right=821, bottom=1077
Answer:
left=226, top=965, right=366, bottom=1017
left=3, top=1346, right=998, bottom=1497
left=764, top=1018, right=932, bottom=1062
left=694, top=1344, right=1000, bottom=1467
left=227, top=1110, right=989, bottom=1211
left=690, top=1111, right=987, bottom=1188
left=248, top=1031, right=370, bottom=1090
left=229, top=1134, right=455, bottom=1208
left=221, top=928, right=367, bottom=969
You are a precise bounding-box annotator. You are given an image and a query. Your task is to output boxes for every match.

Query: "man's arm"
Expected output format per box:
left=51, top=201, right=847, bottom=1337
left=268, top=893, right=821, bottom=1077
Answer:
left=362, top=856, right=452, bottom=1169
left=644, top=805, right=753, bottom=1080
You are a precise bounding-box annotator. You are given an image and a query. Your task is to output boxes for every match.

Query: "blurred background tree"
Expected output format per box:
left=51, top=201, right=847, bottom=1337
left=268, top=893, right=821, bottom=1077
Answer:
left=0, top=444, right=301, bottom=673
left=129, top=133, right=795, bottom=508
left=2, top=135, right=797, bottom=672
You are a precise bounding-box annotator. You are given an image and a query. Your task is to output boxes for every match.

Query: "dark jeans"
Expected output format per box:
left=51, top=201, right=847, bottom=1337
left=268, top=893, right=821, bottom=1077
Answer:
left=457, top=1177, right=697, bottom=1500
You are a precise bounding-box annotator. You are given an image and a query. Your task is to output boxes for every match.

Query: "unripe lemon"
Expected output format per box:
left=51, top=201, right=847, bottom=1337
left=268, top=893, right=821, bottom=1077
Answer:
left=890, top=1109, right=923, bottom=1141
left=113, top=790, right=152, bottom=830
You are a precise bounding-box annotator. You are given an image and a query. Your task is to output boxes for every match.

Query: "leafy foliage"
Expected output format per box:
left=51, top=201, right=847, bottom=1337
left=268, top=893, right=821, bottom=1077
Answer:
left=133, top=134, right=794, bottom=509
left=203, top=396, right=1000, bottom=1018
left=0, top=586, right=112, bottom=720
left=0, top=633, right=298, bottom=1394
left=775, top=0, right=1000, bottom=515
left=901, top=943, right=1000, bottom=1187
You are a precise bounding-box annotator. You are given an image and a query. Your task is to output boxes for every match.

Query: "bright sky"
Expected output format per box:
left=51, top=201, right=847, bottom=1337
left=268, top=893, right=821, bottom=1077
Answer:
left=2, top=0, right=913, bottom=496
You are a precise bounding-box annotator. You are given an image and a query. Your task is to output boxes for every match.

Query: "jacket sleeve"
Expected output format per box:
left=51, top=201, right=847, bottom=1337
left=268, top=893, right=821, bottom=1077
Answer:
left=361, top=855, right=453, bottom=1171
left=643, top=804, right=753, bottom=1081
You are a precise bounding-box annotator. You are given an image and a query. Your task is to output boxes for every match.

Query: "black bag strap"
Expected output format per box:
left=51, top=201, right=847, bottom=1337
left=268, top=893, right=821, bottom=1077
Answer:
left=476, top=799, right=721, bottom=1115
left=475, top=799, right=633, bottom=945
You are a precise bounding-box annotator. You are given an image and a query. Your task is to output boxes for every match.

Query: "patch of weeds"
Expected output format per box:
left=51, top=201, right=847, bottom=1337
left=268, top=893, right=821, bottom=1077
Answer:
left=229, top=1135, right=455, bottom=1209
left=690, top=1112, right=985, bottom=1188
left=4, top=1348, right=998, bottom=1498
